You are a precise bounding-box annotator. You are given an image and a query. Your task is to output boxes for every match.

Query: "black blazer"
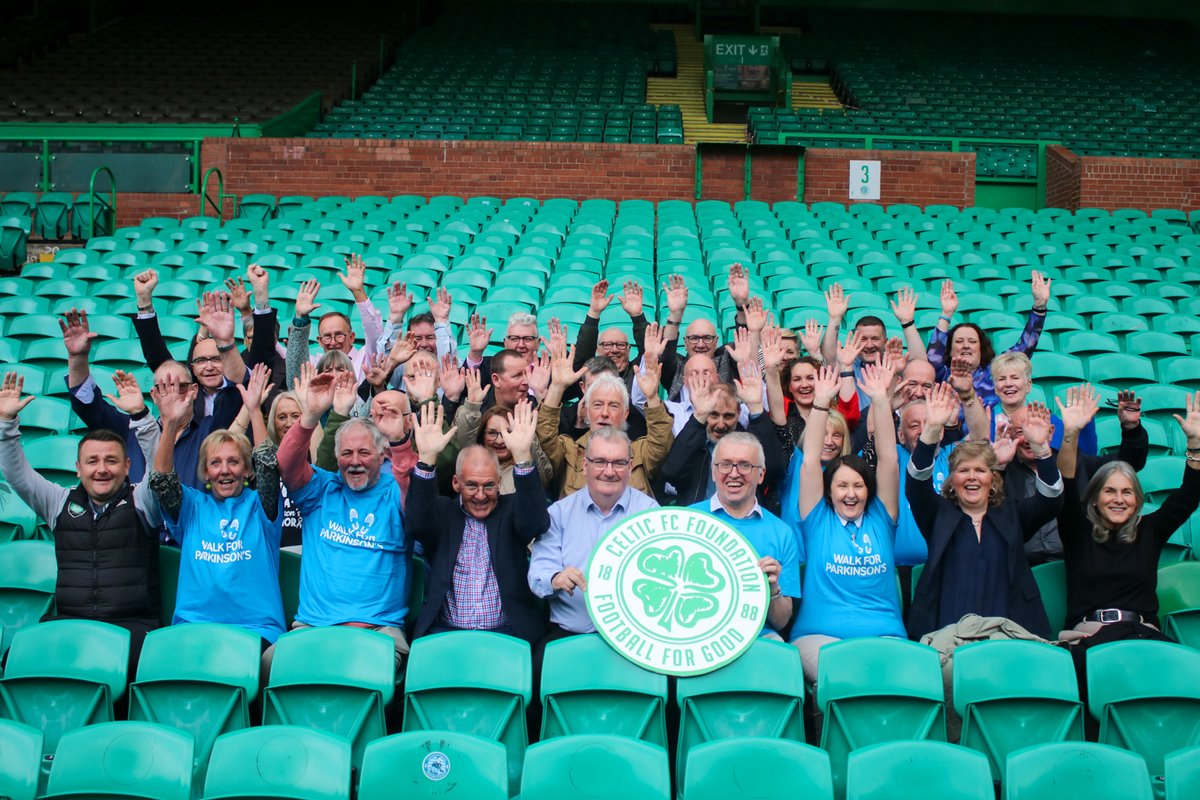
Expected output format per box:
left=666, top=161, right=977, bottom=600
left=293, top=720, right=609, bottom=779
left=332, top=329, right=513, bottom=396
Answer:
left=406, top=466, right=550, bottom=643
left=904, top=446, right=1064, bottom=640
left=661, top=412, right=787, bottom=511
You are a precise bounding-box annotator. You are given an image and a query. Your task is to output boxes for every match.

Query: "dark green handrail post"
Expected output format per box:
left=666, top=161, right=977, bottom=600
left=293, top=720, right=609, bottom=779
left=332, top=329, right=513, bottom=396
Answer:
left=87, top=166, right=116, bottom=239
left=191, top=140, right=201, bottom=193
left=694, top=144, right=703, bottom=200
left=199, top=167, right=228, bottom=218
left=744, top=146, right=753, bottom=200
left=1036, top=142, right=1051, bottom=211
left=351, top=60, right=358, bottom=102
left=796, top=149, right=805, bottom=202
left=40, top=140, right=51, bottom=192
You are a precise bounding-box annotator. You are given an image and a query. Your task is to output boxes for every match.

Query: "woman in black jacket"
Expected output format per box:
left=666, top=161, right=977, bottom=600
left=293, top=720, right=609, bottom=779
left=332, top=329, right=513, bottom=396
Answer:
left=904, top=382, right=1064, bottom=639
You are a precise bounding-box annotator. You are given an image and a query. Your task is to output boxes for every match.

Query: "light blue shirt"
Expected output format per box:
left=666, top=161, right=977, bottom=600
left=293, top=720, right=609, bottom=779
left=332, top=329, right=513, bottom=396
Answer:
left=529, top=484, right=659, bottom=633
left=163, top=485, right=286, bottom=643
left=894, top=443, right=952, bottom=567
left=290, top=467, right=409, bottom=628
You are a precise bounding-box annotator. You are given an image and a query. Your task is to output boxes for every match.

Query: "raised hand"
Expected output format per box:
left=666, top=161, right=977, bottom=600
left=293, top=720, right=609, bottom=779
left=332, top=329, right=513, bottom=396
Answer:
left=246, top=263, right=270, bottom=306
left=386, top=281, right=413, bottom=324
left=551, top=343, right=586, bottom=389
left=467, top=314, right=492, bottom=356
left=635, top=355, right=662, bottom=404
left=296, top=279, right=321, bottom=318
left=331, top=369, right=357, bottom=416
left=1173, top=390, right=1200, bottom=447
left=885, top=336, right=905, bottom=361
left=413, top=403, right=456, bottom=463
left=428, top=286, right=452, bottom=325
left=196, top=291, right=236, bottom=346
left=734, top=359, right=764, bottom=413
left=663, top=274, right=688, bottom=317
left=0, top=372, right=35, bottom=420
left=1055, top=383, right=1100, bottom=434
left=1031, top=270, right=1052, bottom=307
left=373, top=395, right=410, bottom=444
left=925, top=382, right=958, bottom=430
left=890, top=287, right=917, bottom=325
left=761, top=322, right=784, bottom=371
left=301, top=370, right=337, bottom=423
left=292, top=361, right=316, bottom=415
left=546, top=317, right=568, bottom=358
left=801, top=318, right=823, bottom=358
left=727, top=263, right=750, bottom=307
left=133, top=269, right=158, bottom=307
left=339, top=254, right=368, bottom=300
left=151, top=372, right=197, bottom=428
left=993, top=422, right=1021, bottom=468
left=824, top=283, right=849, bottom=322
left=106, top=369, right=148, bottom=415
left=642, top=322, right=667, bottom=365
left=1116, top=390, right=1142, bottom=430
left=504, top=399, right=537, bottom=462
left=439, top=353, right=466, bottom=401
left=725, top=326, right=754, bottom=364
left=948, top=356, right=975, bottom=396
left=528, top=351, right=552, bottom=400
left=464, top=367, right=486, bottom=404
left=403, top=359, right=438, bottom=405
left=1023, top=401, right=1053, bottom=449
left=588, top=279, right=613, bottom=317
left=837, top=329, right=865, bottom=369
left=618, top=281, right=644, bottom=318
left=224, top=276, right=251, bottom=314
left=939, top=280, right=958, bottom=318
left=859, top=359, right=895, bottom=404
left=364, top=352, right=394, bottom=390
left=813, top=364, right=840, bottom=407
left=388, top=332, right=418, bottom=367
left=235, top=364, right=273, bottom=413
left=59, top=309, right=97, bottom=357
left=743, top=295, right=768, bottom=333
left=687, top=371, right=716, bottom=421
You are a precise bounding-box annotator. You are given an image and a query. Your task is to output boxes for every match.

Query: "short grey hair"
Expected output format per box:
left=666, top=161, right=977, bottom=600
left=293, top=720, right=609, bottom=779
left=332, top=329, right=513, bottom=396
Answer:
left=316, top=349, right=354, bottom=374
left=713, top=431, right=764, bottom=466
left=507, top=312, right=537, bottom=330
left=456, top=444, right=500, bottom=477
left=583, top=373, right=629, bottom=410
left=586, top=426, right=633, bottom=460
left=333, top=418, right=389, bottom=455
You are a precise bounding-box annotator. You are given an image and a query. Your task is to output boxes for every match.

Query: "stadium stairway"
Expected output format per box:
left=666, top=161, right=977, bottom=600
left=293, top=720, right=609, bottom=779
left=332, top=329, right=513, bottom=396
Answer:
left=646, top=24, right=745, bottom=145
left=790, top=79, right=843, bottom=112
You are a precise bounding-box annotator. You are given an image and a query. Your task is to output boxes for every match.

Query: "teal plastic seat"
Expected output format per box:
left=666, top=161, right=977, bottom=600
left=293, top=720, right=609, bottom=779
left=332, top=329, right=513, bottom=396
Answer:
left=953, top=640, right=1083, bottom=780
left=0, top=719, right=42, bottom=800
left=42, top=721, right=194, bottom=800
left=1004, top=743, right=1153, bottom=800
left=1157, top=562, right=1200, bottom=649
left=681, top=738, right=833, bottom=800
left=541, top=634, right=667, bottom=746
left=202, top=726, right=350, bottom=800
left=0, top=619, right=129, bottom=777
left=1088, top=353, right=1157, bottom=390
left=847, top=741, right=992, bottom=800
left=676, top=640, right=805, bottom=793
left=32, top=193, right=73, bottom=240
left=359, top=731, right=507, bottom=800
left=0, top=541, right=57, bottom=653
left=0, top=217, right=30, bottom=271
left=521, top=735, right=669, bottom=800
left=402, top=631, right=531, bottom=797
left=263, top=626, right=395, bottom=770
left=129, top=624, right=261, bottom=790
left=817, top=638, right=946, bottom=799
left=1032, top=560, right=1068, bottom=633
left=24, top=436, right=84, bottom=487
left=1088, top=640, right=1200, bottom=790
left=1165, top=746, right=1200, bottom=800
left=237, top=194, right=277, bottom=224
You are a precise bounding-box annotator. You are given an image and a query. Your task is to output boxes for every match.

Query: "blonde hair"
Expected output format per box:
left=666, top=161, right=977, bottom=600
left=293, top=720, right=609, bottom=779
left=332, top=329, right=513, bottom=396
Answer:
left=989, top=351, right=1032, bottom=383
left=940, top=440, right=1005, bottom=507
left=266, top=391, right=301, bottom=446
left=826, top=409, right=852, bottom=457
left=197, top=429, right=252, bottom=483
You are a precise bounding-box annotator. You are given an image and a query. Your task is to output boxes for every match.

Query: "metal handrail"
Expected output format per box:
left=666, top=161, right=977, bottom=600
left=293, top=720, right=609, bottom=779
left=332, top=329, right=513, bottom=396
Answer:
left=86, top=166, right=116, bottom=239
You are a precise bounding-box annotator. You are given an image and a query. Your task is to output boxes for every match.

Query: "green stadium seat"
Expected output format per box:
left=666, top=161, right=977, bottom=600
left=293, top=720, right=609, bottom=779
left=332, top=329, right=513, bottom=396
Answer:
left=0, top=620, right=129, bottom=770
left=237, top=194, right=277, bottom=224
left=0, top=492, right=38, bottom=543
left=1094, top=314, right=1149, bottom=337
left=202, top=726, right=351, bottom=800
left=25, top=436, right=83, bottom=487
left=539, top=634, right=667, bottom=746
left=359, top=732, right=508, bottom=800
left=1156, top=563, right=1200, bottom=649
left=1088, top=640, right=1200, bottom=791
left=1058, top=330, right=1121, bottom=358
left=263, top=626, right=394, bottom=771
left=129, top=624, right=261, bottom=791
left=0, top=719, right=41, bottom=800
left=0, top=194, right=36, bottom=220
left=1165, top=746, right=1200, bottom=800
left=1030, top=353, right=1086, bottom=397
left=953, top=640, right=1083, bottom=780
left=1005, top=742, right=1153, bottom=800
left=14, top=397, right=73, bottom=440
left=32, top=194, right=73, bottom=240
left=1155, top=314, right=1200, bottom=336
left=0, top=217, right=30, bottom=271
left=70, top=196, right=114, bottom=241
left=1087, top=354, right=1156, bottom=390
left=402, top=631, right=531, bottom=797
left=846, top=741, right=993, bottom=800
left=521, top=735, right=669, bottom=800
left=681, top=738, right=833, bottom=800
left=0, top=540, right=56, bottom=652
left=817, top=638, right=946, bottom=798
left=42, top=722, right=194, bottom=800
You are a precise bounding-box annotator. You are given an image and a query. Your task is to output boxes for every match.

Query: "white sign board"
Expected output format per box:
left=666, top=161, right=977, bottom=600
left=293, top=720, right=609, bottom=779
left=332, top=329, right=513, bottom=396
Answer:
left=850, top=159, right=881, bottom=201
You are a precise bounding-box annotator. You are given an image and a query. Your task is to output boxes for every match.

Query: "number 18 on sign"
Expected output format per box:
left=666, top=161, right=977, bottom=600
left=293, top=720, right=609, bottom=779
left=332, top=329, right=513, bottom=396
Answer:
left=586, top=508, right=768, bottom=677
left=850, top=159, right=881, bottom=201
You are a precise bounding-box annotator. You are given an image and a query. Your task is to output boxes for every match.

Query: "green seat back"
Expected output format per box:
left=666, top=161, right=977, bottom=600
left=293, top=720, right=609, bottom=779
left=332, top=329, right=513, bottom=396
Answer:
left=237, top=194, right=277, bottom=224
left=263, top=627, right=394, bottom=770
left=1031, top=559, right=1068, bottom=635
left=1165, top=745, right=1200, bottom=800
left=675, top=639, right=805, bottom=792
left=1004, top=743, right=1153, bottom=800
left=32, top=193, right=72, bottom=240
left=42, top=722, right=193, bottom=800
left=953, top=640, right=1083, bottom=780
left=0, top=217, right=29, bottom=271
left=0, top=541, right=56, bottom=653
left=1088, top=640, right=1200, bottom=785
left=402, top=631, right=531, bottom=797
left=1157, top=562, right=1200, bottom=648
left=520, top=735, right=669, bottom=800
left=847, top=741, right=992, bottom=800
left=359, top=731, right=507, bottom=800
left=0, top=719, right=42, bottom=800
left=682, top=738, right=833, bottom=800
left=540, top=634, right=667, bottom=746
left=817, top=638, right=946, bottom=798
left=129, top=624, right=261, bottom=791
left=203, top=726, right=350, bottom=800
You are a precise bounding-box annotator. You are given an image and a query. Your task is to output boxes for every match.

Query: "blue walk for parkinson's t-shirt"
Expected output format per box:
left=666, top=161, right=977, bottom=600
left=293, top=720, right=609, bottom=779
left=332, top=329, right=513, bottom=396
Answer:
left=792, top=498, right=906, bottom=640
left=163, top=485, right=286, bottom=643
left=290, top=466, right=409, bottom=628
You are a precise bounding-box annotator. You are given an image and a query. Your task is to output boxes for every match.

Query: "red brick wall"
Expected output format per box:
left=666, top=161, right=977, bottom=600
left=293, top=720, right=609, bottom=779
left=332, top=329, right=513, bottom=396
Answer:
left=1044, top=146, right=1081, bottom=211
left=800, top=149, right=975, bottom=207
left=1044, top=147, right=1200, bottom=212
left=115, top=193, right=206, bottom=228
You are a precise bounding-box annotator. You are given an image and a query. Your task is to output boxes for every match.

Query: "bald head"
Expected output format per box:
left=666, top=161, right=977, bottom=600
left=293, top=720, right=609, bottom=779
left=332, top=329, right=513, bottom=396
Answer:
left=597, top=328, right=631, bottom=371
left=370, top=389, right=409, bottom=427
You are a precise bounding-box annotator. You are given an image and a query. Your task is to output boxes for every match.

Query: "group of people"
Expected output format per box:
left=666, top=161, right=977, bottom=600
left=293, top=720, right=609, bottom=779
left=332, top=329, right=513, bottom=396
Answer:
left=1, top=253, right=1197, bottom=692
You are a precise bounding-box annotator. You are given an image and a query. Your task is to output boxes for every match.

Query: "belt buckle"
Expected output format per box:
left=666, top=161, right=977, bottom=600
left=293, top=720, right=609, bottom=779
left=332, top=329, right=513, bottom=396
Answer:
left=1099, top=609, right=1121, bottom=624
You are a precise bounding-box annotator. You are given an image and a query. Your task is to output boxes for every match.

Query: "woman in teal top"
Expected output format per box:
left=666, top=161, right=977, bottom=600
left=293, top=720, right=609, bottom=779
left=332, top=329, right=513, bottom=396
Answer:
left=792, top=358, right=904, bottom=683
left=149, top=371, right=286, bottom=645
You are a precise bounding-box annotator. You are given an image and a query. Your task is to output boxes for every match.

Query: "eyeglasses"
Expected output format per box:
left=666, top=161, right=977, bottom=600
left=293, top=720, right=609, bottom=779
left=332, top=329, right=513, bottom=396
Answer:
left=190, top=355, right=222, bottom=366
left=463, top=481, right=498, bottom=494
left=483, top=429, right=505, bottom=440
left=318, top=331, right=350, bottom=343
left=584, top=456, right=632, bottom=471
left=598, top=341, right=629, bottom=351
left=505, top=334, right=537, bottom=344
left=684, top=334, right=717, bottom=344
left=714, top=461, right=762, bottom=475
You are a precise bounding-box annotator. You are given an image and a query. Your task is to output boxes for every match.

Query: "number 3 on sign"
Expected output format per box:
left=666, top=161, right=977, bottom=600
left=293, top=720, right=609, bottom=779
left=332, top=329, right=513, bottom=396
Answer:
left=849, top=159, right=881, bottom=200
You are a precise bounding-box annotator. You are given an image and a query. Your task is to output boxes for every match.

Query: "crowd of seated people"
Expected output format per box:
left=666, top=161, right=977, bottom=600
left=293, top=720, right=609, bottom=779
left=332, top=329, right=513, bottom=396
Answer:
left=0, top=255, right=1197, bottom=704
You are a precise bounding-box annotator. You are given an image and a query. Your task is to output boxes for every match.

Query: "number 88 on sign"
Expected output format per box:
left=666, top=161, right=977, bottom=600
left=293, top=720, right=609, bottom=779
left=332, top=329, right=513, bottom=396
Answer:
left=585, top=508, right=769, bottom=677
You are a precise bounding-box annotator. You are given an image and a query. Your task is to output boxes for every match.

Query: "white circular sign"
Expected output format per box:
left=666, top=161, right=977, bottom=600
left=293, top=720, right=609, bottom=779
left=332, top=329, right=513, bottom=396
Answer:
left=586, top=508, right=768, bottom=677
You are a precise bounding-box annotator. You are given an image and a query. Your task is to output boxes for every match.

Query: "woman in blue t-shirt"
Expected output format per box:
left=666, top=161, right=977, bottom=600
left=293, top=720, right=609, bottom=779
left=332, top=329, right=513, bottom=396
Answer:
left=791, top=359, right=904, bottom=683
left=148, top=371, right=286, bottom=646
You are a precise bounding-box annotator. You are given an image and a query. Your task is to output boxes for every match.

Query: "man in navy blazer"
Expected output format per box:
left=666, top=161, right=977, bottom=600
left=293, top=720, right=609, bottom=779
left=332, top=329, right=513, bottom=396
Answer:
left=406, top=400, right=550, bottom=644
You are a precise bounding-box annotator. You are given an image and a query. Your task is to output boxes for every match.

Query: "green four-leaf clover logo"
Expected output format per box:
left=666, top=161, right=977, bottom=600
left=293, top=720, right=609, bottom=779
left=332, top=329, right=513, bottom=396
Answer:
left=631, top=545, right=726, bottom=632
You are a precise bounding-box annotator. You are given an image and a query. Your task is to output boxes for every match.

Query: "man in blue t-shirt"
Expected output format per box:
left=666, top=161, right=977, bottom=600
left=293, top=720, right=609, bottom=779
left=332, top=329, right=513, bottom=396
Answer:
left=691, top=432, right=799, bottom=640
left=266, top=370, right=417, bottom=674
